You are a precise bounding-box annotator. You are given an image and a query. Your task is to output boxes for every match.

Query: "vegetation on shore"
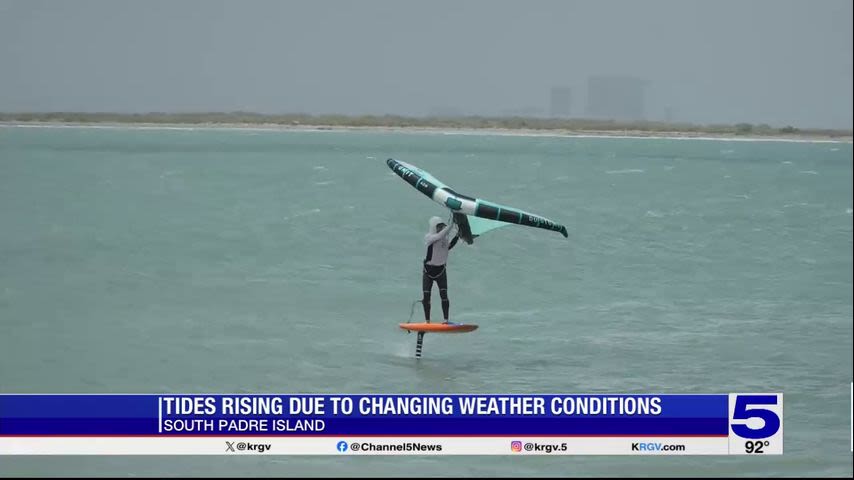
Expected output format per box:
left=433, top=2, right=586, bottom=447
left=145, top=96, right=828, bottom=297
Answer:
left=1, top=112, right=850, bottom=138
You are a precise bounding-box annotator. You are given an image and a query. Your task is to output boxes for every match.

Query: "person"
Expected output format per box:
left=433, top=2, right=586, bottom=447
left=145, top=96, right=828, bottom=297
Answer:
left=422, top=216, right=460, bottom=323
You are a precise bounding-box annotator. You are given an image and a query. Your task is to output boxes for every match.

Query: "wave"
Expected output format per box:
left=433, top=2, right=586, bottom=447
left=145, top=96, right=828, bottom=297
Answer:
left=282, top=208, right=321, bottom=221
left=605, top=169, right=644, bottom=174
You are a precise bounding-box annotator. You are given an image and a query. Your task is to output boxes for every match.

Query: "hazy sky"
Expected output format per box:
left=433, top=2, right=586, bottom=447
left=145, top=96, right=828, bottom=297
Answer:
left=0, top=0, right=851, bottom=128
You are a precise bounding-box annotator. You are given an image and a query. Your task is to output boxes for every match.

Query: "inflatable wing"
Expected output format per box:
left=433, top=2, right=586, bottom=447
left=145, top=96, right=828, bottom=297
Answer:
left=386, top=158, right=568, bottom=243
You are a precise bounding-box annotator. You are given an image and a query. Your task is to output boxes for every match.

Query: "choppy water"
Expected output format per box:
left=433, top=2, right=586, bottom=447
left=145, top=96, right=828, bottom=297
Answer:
left=0, top=126, right=851, bottom=477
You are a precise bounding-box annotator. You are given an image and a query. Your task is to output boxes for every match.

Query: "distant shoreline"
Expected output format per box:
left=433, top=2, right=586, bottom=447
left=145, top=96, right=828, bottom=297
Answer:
left=1, top=113, right=851, bottom=143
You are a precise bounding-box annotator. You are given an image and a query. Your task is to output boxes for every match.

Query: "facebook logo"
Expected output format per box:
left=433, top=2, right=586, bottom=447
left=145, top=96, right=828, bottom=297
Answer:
left=336, top=441, right=348, bottom=452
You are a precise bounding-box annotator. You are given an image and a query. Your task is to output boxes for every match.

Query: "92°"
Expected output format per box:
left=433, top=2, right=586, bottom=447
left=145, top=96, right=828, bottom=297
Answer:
left=728, top=393, right=783, bottom=455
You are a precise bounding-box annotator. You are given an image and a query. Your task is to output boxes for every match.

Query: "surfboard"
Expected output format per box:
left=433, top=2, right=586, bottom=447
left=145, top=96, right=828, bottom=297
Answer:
left=399, top=322, right=478, bottom=333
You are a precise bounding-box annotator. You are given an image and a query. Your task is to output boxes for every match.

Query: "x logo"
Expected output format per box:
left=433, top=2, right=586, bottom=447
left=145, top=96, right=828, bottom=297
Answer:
left=225, top=441, right=235, bottom=452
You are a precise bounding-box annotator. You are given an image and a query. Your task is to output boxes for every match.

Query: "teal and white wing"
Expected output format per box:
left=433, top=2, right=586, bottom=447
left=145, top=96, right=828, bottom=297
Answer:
left=387, top=158, right=568, bottom=243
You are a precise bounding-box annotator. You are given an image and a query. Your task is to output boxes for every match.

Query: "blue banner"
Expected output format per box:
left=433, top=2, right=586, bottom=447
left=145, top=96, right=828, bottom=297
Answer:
left=0, top=394, right=729, bottom=436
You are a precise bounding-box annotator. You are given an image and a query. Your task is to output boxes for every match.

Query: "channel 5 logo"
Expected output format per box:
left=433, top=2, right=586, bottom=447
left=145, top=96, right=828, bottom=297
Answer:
left=510, top=441, right=522, bottom=452
left=728, top=393, right=784, bottom=455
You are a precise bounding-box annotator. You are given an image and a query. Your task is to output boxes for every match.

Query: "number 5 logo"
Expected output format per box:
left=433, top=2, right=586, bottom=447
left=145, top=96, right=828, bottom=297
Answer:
left=730, top=394, right=781, bottom=439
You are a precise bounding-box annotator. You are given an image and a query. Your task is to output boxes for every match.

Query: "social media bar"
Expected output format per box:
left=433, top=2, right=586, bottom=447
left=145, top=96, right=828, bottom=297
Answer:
left=1, top=437, right=732, bottom=455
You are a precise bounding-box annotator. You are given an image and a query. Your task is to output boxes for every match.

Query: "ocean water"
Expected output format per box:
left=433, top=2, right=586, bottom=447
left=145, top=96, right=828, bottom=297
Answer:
left=0, top=126, right=851, bottom=477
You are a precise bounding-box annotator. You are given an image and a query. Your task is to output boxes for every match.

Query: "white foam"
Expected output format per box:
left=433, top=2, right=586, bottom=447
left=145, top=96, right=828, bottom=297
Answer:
left=846, top=208, right=852, bottom=215
left=799, top=170, right=819, bottom=175
left=314, top=181, right=334, bottom=186
left=782, top=161, right=794, bottom=165
left=734, top=194, right=751, bottom=199
left=393, top=338, right=419, bottom=359
left=313, top=166, right=327, bottom=171
left=605, top=169, right=644, bottom=174
left=645, top=210, right=664, bottom=218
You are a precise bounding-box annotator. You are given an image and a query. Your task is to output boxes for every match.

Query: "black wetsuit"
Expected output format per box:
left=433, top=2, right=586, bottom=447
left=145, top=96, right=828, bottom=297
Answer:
left=422, top=234, right=459, bottom=322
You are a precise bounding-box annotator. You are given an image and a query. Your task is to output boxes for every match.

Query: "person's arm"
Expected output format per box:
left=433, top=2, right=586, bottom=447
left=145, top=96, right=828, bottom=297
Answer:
left=448, top=234, right=460, bottom=250
left=424, top=223, right=452, bottom=245
left=448, top=222, right=462, bottom=249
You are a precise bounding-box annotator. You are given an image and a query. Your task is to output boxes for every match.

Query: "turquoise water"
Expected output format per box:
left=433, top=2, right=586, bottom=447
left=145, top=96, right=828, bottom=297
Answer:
left=0, top=126, right=851, bottom=477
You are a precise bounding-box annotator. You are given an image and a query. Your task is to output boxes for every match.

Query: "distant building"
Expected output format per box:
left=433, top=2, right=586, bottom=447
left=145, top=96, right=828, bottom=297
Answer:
left=549, top=87, right=572, bottom=117
left=585, top=76, right=646, bottom=121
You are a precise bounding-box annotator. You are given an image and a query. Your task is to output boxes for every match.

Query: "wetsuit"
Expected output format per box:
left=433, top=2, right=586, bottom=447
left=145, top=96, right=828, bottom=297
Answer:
left=422, top=223, right=459, bottom=322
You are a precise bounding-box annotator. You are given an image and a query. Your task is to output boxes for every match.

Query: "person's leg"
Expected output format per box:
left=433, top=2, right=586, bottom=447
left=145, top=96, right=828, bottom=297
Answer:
left=437, top=268, right=449, bottom=322
left=421, top=269, right=433, bottom=322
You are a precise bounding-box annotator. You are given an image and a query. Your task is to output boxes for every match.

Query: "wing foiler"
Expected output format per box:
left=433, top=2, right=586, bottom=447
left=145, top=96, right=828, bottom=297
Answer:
left=386, top=158, right=568, bottom=243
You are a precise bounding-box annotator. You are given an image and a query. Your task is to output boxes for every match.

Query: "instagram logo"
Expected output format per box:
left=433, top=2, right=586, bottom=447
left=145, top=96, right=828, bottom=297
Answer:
left=511, top=441, right=522, bottom=452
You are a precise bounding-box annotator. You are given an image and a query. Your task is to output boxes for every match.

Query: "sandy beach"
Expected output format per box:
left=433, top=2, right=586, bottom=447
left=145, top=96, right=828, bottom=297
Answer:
left=2, top=121, right=852, bottom=143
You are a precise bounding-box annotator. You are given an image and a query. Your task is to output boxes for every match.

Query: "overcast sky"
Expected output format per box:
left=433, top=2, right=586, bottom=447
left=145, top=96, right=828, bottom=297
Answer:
left=0, top=0, right=851, bottom=128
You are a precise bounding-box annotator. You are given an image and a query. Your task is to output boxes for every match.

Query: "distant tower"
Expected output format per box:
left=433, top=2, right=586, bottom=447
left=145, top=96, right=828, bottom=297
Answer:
left=585, top=76, right=646, bottom=121
left=549, top=87, right=572, bottom=117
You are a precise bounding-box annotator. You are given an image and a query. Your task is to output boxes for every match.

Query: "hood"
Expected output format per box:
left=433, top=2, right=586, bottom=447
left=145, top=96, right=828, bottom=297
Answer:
left=427, top=216, right=444, bottom=234
left=424, top=216, right=445, bottom=244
